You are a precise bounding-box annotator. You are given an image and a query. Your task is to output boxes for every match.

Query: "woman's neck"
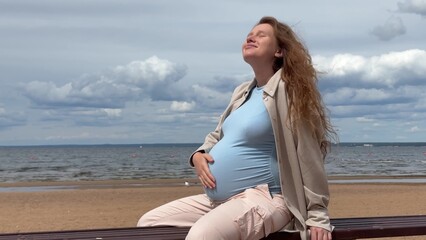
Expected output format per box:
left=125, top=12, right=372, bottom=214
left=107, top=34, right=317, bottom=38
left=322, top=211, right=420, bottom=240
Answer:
left=252, top=65, right=275, bottom=87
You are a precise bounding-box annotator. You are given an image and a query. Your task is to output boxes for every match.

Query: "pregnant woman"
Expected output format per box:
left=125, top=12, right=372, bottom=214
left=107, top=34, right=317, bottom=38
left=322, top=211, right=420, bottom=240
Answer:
left=137, top=16, right=335, bottom=240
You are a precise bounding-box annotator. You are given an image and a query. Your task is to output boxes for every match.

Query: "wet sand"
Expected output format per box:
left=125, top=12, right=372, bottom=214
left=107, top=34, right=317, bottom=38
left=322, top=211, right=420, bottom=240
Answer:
left=1, top=178, right=425, bottom=239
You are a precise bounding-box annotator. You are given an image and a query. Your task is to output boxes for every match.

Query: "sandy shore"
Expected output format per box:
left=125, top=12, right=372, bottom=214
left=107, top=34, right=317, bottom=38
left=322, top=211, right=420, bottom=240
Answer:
left=1, top=178, right=426, bottom=239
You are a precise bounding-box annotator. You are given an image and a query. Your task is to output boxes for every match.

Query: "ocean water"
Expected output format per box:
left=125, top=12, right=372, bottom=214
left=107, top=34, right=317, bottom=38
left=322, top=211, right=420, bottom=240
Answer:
left=0, top=143, right=426, bottom=183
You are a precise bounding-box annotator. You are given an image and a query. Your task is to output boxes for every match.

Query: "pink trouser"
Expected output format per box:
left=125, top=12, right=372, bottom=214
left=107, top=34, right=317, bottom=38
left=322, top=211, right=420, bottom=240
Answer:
left=137, top=184, right=292, bottom=240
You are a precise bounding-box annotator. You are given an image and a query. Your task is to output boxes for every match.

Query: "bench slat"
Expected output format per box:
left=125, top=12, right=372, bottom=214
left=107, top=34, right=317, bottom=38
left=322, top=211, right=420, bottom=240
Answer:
left=0, top=227, right=190, bottom=240
left=332, top=215, right=426, bottom=224
left=1, top=215, right=425, bottom=240
left=331, top=215, right=426, bottom=240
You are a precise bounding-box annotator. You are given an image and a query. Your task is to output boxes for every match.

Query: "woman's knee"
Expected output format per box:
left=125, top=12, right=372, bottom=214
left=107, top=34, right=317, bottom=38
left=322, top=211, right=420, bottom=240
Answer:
left=186, top=217, right=239, bottom=240
left=186, top=225, right=232, bottom=240
left=136, top=210, right=158, bottom=227
left=186, top=226, right=207, bottom=240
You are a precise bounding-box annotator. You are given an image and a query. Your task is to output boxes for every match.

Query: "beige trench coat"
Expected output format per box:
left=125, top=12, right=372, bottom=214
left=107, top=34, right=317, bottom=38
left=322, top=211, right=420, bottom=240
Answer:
left=192, top=69, right=332, bottom=240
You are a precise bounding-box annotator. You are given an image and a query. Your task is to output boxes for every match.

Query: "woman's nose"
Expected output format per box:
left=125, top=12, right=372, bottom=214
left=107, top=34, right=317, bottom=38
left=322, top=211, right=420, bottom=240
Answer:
left=246, top=35, right=255, bottom=43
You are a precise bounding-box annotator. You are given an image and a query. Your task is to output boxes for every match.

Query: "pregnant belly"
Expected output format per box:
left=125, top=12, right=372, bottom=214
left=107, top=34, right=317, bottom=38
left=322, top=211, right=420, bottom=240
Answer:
left=205, top=143, right=264, bottom=201
left=205, top=150, right=239, bottom=201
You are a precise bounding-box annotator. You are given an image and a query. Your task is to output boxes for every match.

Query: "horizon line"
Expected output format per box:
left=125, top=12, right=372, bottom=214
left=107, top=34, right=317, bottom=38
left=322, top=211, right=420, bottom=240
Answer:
left=1, top=141, right=426, bottom=147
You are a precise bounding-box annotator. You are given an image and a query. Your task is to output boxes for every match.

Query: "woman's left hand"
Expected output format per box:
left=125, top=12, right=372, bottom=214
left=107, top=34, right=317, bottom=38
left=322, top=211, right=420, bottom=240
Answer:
left=309, top=226, right=332, bottom=240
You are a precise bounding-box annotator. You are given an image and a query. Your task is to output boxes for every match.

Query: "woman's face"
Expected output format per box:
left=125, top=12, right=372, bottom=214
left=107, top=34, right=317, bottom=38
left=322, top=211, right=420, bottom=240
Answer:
left=242, top=23, right=280, bottom=65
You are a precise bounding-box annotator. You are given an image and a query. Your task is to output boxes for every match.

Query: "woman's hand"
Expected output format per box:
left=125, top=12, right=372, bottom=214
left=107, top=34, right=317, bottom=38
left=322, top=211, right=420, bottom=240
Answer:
left=310, top=226, right=332, bottom=240
left=192, top=152, right=216, bottom=189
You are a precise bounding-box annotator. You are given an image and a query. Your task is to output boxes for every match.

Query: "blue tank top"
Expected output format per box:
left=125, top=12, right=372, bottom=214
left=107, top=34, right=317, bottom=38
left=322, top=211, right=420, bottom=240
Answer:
left=205, top=86, right=281, bottom=201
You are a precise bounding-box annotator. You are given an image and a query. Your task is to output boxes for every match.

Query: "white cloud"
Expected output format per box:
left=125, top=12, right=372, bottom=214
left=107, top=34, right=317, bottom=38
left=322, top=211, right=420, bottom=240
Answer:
left=368, top=50, right=426, bottom=84
left=23, top=56, right=187, bottom=109
left=317, top=48, right=426, bottom=141
left=356, top=117, right=375, bottom=122
left=324, top=87, right=395, bottom=105
left=316, top=49, right=426, bottom=88
left=371, top=16, right=406, bottom=41
left=113, top=56, right=186, bottom=88
left=397, top=0, right=426, bottom=17
left=408, top=126, right=421, bottom=132
left=25, top=81, right=72, bottom=103
left=102, top=108, right=122, bottom=117
left=321, top=54, right=367, bottom=76
left=170, top=101, right=196, bottom=112
left=69, top=108, right=122, bottom=118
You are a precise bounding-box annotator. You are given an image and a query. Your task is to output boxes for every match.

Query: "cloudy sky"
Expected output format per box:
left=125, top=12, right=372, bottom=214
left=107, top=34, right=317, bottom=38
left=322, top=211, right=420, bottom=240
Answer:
left=1, top=0, right=426, bottom=146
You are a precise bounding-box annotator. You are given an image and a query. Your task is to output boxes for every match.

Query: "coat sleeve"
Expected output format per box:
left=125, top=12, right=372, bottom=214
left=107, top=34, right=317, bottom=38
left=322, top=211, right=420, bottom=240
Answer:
left=295, top=119, right=333, bottom=232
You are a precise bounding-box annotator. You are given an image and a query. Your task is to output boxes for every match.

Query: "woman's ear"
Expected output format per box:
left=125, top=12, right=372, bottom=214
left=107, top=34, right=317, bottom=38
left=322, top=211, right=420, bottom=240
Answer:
left=275, top=49, right=283, bottom=58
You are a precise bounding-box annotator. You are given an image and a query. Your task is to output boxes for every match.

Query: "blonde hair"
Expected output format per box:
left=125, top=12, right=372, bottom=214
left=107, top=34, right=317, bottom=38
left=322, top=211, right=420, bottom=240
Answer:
left=258, top=16, right=336, bottom=155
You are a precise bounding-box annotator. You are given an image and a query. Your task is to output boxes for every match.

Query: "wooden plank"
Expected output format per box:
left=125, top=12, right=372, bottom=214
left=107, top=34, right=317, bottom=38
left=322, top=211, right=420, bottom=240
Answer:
left=1, top=215, right=426, bottom=240
left=331, top=215, right=426, bottom=240
left=0, top=227, right=190, bottom=240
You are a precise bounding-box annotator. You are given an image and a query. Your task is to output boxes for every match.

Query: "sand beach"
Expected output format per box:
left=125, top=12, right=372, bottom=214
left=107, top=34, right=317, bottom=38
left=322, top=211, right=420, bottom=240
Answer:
left=1, top=178, right=426, bottom=239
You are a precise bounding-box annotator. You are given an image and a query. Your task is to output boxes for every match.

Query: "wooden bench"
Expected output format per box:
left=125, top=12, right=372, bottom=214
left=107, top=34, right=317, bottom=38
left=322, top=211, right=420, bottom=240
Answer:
left=1, top=215, right=425, bottom=240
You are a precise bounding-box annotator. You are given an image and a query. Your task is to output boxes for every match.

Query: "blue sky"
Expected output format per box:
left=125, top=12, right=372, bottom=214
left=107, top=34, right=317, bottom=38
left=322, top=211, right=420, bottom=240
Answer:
left=1, top=0, right=426, bottom=145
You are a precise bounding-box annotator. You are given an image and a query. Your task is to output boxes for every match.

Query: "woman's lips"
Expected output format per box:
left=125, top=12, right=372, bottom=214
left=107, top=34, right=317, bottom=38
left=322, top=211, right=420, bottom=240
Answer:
left=245, top=44, right=257, bottom=49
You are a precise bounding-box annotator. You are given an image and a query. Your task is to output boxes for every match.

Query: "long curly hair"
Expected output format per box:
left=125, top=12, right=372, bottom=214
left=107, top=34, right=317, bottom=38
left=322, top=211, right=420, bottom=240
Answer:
left=258, top=16, right=336, bottom=155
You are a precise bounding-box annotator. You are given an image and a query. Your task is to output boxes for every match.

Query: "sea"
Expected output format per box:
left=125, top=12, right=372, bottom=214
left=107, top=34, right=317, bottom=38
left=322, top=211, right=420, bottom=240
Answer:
left=1, top=142, right=426, bottom=184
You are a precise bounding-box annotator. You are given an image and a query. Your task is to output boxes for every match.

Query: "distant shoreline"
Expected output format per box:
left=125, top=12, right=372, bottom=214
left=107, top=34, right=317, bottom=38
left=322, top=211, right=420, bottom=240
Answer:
left=1, top=141, right=426, bottom=147
left=0, top=143, right=203, bottom=148
left=1, top=175, right=425, bottom=193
